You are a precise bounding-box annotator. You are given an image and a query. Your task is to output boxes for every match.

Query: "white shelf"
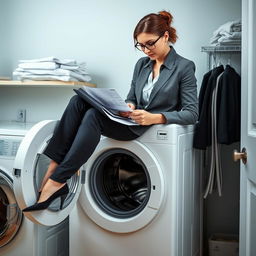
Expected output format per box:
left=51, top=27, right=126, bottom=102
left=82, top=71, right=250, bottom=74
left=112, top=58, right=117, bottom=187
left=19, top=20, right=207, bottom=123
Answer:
left=0, top=80, right=96, bottom=88
left=201, top=45, right=241, bottom=69
left=201, top=45, right=241, bottom=52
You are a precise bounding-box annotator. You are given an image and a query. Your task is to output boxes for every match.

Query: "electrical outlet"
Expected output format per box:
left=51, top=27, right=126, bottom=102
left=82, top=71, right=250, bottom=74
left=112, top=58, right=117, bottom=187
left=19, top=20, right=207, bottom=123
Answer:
left=17, top=109, right=26, bottom=122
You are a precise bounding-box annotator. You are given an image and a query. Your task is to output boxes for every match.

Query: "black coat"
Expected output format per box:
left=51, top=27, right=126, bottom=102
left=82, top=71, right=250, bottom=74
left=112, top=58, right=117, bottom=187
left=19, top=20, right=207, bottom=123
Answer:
left=193, top=65, right=241, bottom=149
left=217, top=65, right=241, bottom=144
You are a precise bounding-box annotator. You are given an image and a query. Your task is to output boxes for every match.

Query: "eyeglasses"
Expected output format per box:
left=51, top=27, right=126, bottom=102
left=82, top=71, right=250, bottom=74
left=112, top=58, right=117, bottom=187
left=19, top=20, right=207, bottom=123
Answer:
left=135, top=35, right=162, bottom=51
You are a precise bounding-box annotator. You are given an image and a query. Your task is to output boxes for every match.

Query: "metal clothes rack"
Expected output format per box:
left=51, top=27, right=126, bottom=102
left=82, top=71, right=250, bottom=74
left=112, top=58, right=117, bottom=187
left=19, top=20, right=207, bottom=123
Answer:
left=201, top=45, right=241, bottom=70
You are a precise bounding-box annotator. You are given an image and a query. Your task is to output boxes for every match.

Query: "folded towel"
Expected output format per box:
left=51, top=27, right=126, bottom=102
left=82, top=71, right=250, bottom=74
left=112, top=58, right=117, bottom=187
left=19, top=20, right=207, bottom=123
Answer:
left=14, top=68, right=91, bottom=81
left=18, top=62, right=60, bottom=70
left=19, top=56, right=77, bottom=66
left=210, top=20, right=241, bottom=45
left=14, top=57, right=92, bottom=82
left=211, top=31, right=241, bottom=42
left=13, top=73, right=79, bottom=82
left=60, top=62, right=86, bottom=69
left=212, top=19, right=241, bottom=37
left=15, top=67, right=89, bottom=75
left=13, top=70, right=92, bottom=82
left=60, top=66, right=88, bottom=75
left=210, top=33, right=241, bottom=45
left=220, top=31, right=241, bottom=39
left=67, top=72, right=91, bottom=82
left=217, top=39, right=241, bottom=45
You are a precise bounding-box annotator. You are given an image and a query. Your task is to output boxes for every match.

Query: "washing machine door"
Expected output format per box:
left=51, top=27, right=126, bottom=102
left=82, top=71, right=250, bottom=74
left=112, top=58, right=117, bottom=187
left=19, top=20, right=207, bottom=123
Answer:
left=12, top=120, right=82, bottom=226
left=0, top=170, right=22, bottom=248
left=79, top=137, right=165, bottom=233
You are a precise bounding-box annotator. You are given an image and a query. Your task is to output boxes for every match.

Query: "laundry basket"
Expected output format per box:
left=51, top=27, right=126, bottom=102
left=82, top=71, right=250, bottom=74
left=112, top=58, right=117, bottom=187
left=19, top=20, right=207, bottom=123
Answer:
left=208, top=233, right=239, bottom=256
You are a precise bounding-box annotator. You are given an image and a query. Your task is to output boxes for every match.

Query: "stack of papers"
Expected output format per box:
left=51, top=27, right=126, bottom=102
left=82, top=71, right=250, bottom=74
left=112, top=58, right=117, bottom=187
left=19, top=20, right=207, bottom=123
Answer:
left=74, top=87, right=138, bottom=126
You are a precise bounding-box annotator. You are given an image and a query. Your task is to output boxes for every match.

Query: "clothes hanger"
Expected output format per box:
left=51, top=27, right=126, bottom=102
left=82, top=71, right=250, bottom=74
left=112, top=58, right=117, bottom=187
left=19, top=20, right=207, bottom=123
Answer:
left=212, top=51, right=217, bottom=69
left=217, top=52, right=222, bottom=67
left=226, top=53, right=231, bottom=67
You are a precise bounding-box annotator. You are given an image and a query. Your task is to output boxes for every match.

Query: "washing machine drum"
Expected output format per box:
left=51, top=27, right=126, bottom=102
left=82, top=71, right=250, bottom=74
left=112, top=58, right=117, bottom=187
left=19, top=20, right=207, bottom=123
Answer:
left=90, top=149, right=151, bottom=218
left=0, top=171, right=22, bottom=248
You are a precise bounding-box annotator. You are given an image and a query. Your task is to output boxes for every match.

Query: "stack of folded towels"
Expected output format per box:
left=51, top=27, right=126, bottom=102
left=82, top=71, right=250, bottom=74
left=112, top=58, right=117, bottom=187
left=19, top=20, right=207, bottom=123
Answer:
left=210, top=19, right=241, bottom=46
left=13, top=56, right=92, bottom=82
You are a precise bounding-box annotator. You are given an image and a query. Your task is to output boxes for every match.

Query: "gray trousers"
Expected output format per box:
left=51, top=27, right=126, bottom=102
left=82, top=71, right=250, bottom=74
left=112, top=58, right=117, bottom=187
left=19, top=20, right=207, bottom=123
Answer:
left=44, top=95, right=139, bottom=183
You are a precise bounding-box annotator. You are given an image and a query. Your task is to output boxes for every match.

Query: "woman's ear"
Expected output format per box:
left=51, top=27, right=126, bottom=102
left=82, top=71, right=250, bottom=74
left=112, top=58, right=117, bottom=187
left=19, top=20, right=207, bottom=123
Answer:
left=164, top=31, right=169, bottom=42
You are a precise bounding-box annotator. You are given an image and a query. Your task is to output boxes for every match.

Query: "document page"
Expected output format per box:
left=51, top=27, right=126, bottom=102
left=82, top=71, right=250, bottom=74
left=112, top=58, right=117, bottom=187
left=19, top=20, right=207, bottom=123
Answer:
left=74, top=87, right=138, bottom=126
left=81, top=87, right=132, bottom=112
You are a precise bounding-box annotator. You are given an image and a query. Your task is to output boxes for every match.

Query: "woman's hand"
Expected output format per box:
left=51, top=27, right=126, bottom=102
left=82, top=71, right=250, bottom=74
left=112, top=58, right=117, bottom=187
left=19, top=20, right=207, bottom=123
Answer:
left=119, top=103, right=135, bottom=117
left=130, top=110, right=166, bottom=125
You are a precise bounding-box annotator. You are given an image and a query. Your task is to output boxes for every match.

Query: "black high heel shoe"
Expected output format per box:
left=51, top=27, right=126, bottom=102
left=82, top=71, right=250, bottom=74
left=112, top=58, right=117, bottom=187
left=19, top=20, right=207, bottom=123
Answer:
left=23, top=184, right=69, bottom=212
left=37, top=191, right=41, bottom=201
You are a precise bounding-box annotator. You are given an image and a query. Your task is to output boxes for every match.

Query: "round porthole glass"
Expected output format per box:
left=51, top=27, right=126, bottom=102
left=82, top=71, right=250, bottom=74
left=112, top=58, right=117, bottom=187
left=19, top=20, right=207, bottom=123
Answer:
left=34, top=153, right=80, bottom=212
left=0, top=171, right=22, bottom=248
left=89, top=148, right=151, bottom=218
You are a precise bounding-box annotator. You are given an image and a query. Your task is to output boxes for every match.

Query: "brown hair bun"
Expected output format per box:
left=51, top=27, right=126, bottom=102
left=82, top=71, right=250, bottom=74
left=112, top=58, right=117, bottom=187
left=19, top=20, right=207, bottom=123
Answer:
left=158, top=10, right=173, bottom=26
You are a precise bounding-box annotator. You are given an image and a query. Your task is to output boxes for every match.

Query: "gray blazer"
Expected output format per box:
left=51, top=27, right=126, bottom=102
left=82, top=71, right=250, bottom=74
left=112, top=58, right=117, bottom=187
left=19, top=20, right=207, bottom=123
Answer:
left=125, top=47, right=198, bottom=136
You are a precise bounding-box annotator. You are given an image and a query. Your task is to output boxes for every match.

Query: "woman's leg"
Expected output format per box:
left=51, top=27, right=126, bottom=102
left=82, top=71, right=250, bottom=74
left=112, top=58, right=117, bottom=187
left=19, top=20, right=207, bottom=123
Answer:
left=38, top=160, right=58, bottom=192
left=44, top=95, right=91, bottom=164
left=50, top=108, right=138, bottom=183
left=39, top=108, right=138, bottom=202
left=38, top=95, right=91, bottom=201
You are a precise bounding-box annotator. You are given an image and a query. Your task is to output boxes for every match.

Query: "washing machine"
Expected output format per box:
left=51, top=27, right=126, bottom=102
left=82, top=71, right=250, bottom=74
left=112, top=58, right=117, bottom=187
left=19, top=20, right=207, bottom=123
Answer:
left=0, top=120, right=80, bottom=256
left=69, top=124, right=202, bottom=256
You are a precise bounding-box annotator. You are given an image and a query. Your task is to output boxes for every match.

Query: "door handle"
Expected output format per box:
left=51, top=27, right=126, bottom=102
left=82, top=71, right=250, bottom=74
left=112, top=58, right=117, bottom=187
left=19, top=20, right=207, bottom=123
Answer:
left=233, top=147, right=247, bottom=164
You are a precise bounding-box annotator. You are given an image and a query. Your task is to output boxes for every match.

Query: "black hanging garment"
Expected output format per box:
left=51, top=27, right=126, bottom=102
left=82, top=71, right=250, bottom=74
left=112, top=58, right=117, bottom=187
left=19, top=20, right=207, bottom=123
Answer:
left=193, top=64, right=241, bottom=197
left=193, top=65, right=225, bottom=149
left=193, top=65, right=241, bottom=149
left=216, top=65, right=241, bottom=144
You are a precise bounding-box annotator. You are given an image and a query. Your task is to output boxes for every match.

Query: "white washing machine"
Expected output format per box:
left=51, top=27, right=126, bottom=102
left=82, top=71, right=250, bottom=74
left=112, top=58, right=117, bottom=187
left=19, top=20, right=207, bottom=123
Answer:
left=70, top=124, right=202, bottom=256
left=0, top=120, right=79, bottom=256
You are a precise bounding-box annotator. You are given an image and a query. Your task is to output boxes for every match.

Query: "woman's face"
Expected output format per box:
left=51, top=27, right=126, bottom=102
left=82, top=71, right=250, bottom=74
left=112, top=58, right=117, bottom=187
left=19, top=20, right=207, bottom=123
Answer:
left=136, top=32, right=169, bottom=60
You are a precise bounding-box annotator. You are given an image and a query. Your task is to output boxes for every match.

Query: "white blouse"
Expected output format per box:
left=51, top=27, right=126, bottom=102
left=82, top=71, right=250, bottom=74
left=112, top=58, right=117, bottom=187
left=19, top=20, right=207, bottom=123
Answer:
left=142, top=71, right=159, bottom=107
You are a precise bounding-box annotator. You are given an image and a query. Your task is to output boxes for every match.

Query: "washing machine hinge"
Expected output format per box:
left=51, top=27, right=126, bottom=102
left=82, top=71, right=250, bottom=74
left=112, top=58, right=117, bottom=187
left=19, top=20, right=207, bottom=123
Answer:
left=13, top=168, right=21, bottom=177
left=81, top=169, right=86, bottom=184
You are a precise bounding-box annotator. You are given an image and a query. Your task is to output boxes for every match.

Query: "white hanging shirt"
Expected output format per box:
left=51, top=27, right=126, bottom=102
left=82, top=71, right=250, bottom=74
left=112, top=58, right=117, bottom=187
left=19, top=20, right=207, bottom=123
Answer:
left=142, top=72, right=159, bottom=106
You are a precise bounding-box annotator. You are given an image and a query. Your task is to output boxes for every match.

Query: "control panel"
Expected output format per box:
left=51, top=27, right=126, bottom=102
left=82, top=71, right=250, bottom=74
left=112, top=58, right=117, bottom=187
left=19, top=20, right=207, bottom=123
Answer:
left=0, top=136, right=23, bottom=158
left=157, top=130, right=168, bottom=140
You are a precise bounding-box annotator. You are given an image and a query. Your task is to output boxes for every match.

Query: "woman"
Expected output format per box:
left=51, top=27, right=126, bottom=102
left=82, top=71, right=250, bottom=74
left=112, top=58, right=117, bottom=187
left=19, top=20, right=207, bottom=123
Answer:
left=23, top=10, right=198, bottom=212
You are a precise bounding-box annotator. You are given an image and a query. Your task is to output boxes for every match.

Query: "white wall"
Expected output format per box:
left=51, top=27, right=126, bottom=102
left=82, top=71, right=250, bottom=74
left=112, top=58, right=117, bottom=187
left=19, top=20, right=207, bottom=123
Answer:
left=0, top=0, right=241, bottom=91
left=0, top=0, right=241, bottom=121
left=0, top=1, right=10, bottom=76
left=0, top=0, right=242, bottom=253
